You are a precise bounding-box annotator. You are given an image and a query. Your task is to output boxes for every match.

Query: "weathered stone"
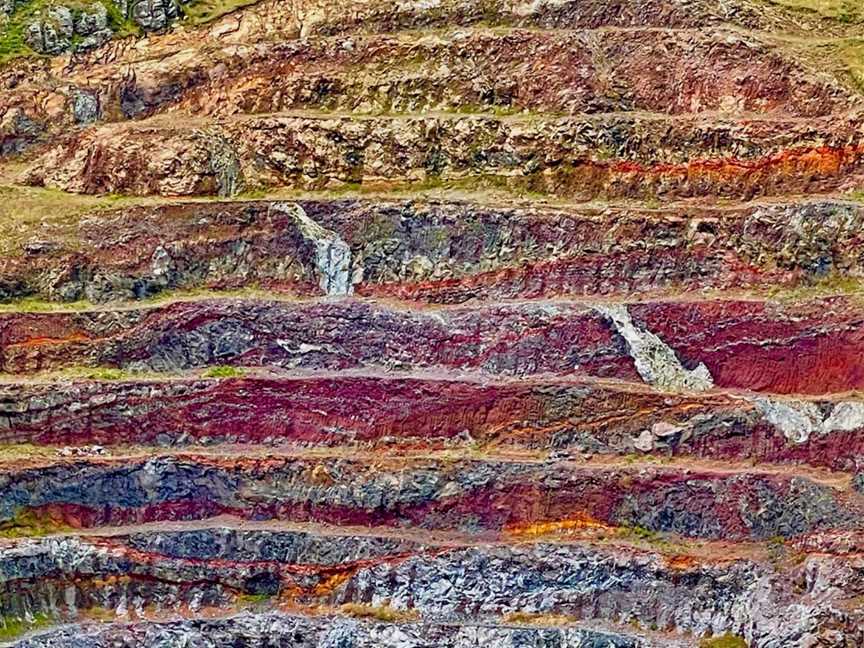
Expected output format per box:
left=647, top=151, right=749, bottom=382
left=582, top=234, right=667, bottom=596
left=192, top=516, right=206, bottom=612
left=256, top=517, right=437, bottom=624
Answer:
left=75, top=3, right=108, bottom=34
left=25, top=17, right=70, bottom=54
left=70, top=90, right=100, bottom=124
left=115, top=0, right=179, bottom=31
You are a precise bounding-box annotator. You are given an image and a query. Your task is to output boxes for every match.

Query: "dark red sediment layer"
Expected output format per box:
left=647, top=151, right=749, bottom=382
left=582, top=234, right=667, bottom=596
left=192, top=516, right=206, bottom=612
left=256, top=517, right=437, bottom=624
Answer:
left=2, top=374, right=864, bottom=472
left=1, top=296, right=862, bottom=394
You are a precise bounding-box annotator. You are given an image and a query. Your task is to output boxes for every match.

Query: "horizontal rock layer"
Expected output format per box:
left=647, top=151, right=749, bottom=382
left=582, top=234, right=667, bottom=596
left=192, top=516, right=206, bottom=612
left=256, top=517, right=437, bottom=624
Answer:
left=2, top=374, right=864, bottom=471
left=2, top=197, right=863, bottom=305
left=2, top=296, right=863, bottom=394
left=11, top=612, right=690, bottom=648
left=1, top=451, right=860, bottom=542
left=3, top=525, right=862, bottom=646
left=22, top=112, right=864, bottom=198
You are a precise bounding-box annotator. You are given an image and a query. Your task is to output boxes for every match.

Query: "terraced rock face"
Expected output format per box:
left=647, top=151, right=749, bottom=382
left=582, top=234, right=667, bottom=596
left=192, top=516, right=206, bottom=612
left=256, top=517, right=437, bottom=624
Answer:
left=1, top=0, right=864, bottom=647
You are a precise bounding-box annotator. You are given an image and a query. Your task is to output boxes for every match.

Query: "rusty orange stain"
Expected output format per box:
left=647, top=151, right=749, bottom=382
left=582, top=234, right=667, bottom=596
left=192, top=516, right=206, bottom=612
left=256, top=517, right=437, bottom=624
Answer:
left=505, top=513, right=612, bottom=538
left=665, top=554, right=698, bottom=571
left=13, top=333, right=91, bottom=348
left=312, top=571, right=352, bottom=596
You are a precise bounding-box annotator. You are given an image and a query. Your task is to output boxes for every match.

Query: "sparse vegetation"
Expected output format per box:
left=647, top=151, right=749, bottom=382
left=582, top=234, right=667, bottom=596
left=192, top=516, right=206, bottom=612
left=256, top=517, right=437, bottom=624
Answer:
left=237, top=592, right=273, bottom=605
left=766, top=0, right=863, bottom=22
left=503, top=611, right=576, bottom=626
left=0, top=612, right=52, bottom=641
left=0, top=443, right=59, bottom=462
left=0, top=286, right=285, bottom=314
left=0, top=508, right=72, bottom=538
left=339, top=603, right=419, bottom=623
left=837, top=39, right=864, bottom=94
left=204, top=365, right=245, bottom=378
left=0, top=185, right=144, bottom=256
left=616, top=525, right=688, bottom=553
left=180, top=0, right=262, bottom=24
left=699, top=633, right=748, bottom=648
left=82, top=367, right=126, bottom=380
left=0, top=0, right=139, bottom=64
left=0, top=296, right=94, bottom=313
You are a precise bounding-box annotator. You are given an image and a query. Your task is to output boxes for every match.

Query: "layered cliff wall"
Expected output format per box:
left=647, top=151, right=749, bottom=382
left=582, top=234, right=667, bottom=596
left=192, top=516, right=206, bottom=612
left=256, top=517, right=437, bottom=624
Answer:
left=1, top=0, right=864, bottom=646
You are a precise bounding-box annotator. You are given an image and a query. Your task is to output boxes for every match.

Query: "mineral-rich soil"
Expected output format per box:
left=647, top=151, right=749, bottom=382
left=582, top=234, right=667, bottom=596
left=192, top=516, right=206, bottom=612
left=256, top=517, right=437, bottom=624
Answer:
left=1, top=0, right=864, bottom=646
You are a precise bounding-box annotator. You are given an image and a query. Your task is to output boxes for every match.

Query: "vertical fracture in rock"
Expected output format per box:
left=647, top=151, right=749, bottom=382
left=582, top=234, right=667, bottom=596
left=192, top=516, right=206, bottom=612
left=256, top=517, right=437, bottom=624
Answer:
left=273, top=203, right=353, bottom=296
left=597, top=304, right=714, bottom=392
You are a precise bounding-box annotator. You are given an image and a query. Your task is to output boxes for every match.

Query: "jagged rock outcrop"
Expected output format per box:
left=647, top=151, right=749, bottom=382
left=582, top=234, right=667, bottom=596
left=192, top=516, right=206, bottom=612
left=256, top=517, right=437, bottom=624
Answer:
left=16, top=613, right=678, bottom=648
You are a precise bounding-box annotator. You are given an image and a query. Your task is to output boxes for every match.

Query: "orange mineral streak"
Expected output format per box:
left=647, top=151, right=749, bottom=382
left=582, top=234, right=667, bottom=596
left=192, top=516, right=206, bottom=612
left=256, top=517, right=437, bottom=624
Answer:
left=665, top=554, right=699, bottom=571
left=312, top=571, right=353, bottom=597
left=610, top=144, right=864, bottom=179
left=505, top=514, right=613, bottom=539
left=12, top=333, right=90, bottom=348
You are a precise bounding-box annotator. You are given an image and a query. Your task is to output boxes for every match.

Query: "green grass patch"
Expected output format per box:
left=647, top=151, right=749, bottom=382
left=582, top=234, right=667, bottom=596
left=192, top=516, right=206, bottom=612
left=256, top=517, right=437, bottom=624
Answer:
left=838, top=39, right=864, bottom=94
left=0, top=0, right=140, bottom=65
left=237, top=592, right=272, bottom=605
left=619, top=525, right=661, bottom=542
left=766, top=0, right=863, bottom=22
left=81, top=367, right=126, bottom=380
left=0, top=443, right=58, bottom=461
left=0, top=285, right=295, bottom=314
left=0, top=15, right=31, bottom=64
left=25, top=366, right=154, bottom=381
left=0, top=296, right=94, bottom=313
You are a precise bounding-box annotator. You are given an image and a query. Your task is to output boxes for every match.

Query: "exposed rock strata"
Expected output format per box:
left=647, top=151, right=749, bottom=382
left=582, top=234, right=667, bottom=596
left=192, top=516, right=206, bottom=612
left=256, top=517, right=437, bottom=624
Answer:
left=2, top=529, right=862, bottom=646
left=21, top=113, right=864, bottom=199
left=14, top=612, right=681, bottom=648
left=1, top=0, right=864, bottom=645
left=2, top=296, right=862, bottom=394
left=0, top=453, right=860, bottom=542
left=3, top=198, right=864, bottom=306
left=3, top=375, right=864, bottom=471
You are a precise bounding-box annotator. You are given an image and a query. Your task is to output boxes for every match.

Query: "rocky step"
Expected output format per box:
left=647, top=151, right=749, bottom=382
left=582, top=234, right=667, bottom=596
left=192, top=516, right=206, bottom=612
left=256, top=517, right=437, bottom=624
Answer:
left=1, top=295, right=863, bottom=395
left=0, top=450, right=859, bottom=542
left=96, top=30, right=864, bottom=120
left=0, top=522, right=861, bottom=646
left=275, top=0, right=843, bottom=37
left=4, top=0, right=850, bottom=80
left=3, top=0, right=853, bottom=119
left=169, top=0, right=864, bottom=57
left=3, top=197, right=864, bottom=306
left=20, top=111, right=864, bottom=199
left=9, top=612, right=696, bottom=648
left=4, top=27, right=854, bottom=154
left=4, top=372, right=864, bottom=472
